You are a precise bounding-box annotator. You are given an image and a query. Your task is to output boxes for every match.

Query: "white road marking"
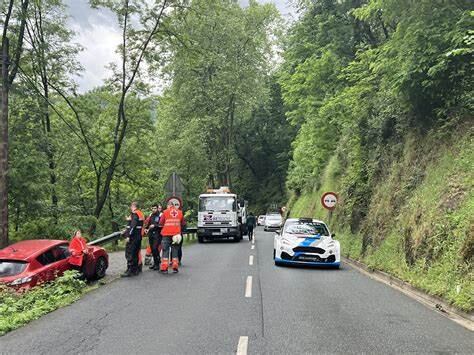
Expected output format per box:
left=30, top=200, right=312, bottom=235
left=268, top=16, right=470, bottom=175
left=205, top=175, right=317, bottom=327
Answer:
left=251, top=238, right=255, bottom=245
left=251, top=245, right=255, bottom=250
left=237, top=336, right=248, bottom=355
left=245, top=276, right=252, bottom=298
left=249, top=255, right=254, bottom=266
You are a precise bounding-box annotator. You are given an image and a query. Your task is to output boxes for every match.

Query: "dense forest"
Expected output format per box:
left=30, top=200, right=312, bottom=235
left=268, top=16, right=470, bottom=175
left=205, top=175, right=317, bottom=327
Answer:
left=1, top=0, right=294, bottom=242
left=0, top=0, right=472, bottom=308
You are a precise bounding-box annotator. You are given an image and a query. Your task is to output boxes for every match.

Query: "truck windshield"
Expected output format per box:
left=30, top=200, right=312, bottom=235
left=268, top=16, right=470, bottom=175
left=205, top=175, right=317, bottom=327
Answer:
left=199, top=197, right=236, bottom=212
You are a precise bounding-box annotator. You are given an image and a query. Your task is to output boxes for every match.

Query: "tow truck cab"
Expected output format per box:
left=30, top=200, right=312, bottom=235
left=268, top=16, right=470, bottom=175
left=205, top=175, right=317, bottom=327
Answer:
left=197, top=187, right=247, bottom=243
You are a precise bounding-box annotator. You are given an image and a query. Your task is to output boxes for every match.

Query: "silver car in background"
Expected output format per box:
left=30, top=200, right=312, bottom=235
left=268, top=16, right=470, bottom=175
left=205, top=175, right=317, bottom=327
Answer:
left=264, top=213, right=283, bottom=231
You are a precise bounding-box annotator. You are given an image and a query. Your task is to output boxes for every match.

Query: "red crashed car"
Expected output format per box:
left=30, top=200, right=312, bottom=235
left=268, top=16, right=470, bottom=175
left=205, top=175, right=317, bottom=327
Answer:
left=0, top=239, right=108, bottom=289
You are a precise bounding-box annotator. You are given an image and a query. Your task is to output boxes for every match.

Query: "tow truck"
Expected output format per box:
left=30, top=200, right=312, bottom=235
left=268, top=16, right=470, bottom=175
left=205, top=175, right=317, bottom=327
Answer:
left=197, top=187, right=248, bottom=243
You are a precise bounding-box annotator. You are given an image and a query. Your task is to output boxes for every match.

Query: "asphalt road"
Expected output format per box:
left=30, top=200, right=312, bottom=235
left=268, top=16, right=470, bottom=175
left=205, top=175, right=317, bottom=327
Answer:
left=1, top=228, right=472, bottom=354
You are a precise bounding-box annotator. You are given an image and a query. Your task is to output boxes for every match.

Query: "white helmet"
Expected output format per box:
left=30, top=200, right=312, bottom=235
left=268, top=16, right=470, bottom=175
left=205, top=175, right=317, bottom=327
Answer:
left=172, top=234, right=182, bottom=244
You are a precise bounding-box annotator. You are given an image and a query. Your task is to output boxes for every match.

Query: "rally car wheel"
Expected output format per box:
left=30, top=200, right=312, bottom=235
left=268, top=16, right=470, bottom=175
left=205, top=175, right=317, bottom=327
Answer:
left=273, top=249, right=283, bottom=266
left=94, top=257, right=107, bottom=279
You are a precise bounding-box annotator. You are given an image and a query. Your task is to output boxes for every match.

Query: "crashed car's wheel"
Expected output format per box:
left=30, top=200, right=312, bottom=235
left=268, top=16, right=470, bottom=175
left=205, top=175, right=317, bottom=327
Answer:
left=94, top=256, right=107, bottom=279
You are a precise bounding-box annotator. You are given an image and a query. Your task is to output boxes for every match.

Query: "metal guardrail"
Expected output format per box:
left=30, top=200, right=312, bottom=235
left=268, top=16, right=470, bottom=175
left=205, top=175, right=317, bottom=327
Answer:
left=87, top=232, right=122, bottom=246
left=88, top=228, right=198, bottom=247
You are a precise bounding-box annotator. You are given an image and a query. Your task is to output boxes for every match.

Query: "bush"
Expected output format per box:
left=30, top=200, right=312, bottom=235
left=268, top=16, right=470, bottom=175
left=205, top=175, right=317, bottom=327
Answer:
left=0, top=270, right=86, bottom=335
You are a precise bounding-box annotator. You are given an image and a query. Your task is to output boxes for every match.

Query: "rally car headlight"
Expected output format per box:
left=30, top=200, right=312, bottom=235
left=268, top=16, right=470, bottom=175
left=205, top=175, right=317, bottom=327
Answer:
left=280, top=238, right=292, bottom=250
left=10, top=276, right=32, bottom=286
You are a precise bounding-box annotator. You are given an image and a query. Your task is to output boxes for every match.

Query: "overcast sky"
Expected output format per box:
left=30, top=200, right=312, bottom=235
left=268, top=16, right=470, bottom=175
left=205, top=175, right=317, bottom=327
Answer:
left=64, top=0, right=297, bottom=92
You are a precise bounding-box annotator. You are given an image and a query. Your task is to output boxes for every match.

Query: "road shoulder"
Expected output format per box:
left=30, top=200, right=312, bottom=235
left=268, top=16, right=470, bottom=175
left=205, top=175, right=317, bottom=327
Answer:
left=343, top=256, right=473, bottom=331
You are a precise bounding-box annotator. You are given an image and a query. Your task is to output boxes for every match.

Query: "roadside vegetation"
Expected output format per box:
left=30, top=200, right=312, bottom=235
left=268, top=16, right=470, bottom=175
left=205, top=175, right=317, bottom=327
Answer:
left=1, top=0, right=291, bottom=246
left=282, top=1, right=473, bottom=311
left=0, top=271, right=86, bottom=335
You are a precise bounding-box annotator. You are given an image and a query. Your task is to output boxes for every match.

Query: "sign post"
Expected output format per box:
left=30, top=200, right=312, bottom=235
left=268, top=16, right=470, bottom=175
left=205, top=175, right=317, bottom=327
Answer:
left=321, top=192, right=338, bottom=224
left=164, top=172, right=185, bottom=198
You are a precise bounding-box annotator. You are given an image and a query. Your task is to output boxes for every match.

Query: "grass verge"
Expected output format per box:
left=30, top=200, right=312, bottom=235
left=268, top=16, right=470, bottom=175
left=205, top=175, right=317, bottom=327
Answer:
left=0, top=271, right=87, bottom=336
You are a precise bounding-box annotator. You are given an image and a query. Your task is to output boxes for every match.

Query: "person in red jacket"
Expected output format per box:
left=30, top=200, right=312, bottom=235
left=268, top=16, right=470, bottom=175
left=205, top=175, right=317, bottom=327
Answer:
left=159, top=201, right=186, bottom=274
left=69, top=230, right=88, bottom=270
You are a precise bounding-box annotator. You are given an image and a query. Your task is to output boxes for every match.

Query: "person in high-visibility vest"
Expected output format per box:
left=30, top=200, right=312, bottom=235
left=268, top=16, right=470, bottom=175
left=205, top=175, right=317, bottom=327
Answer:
left=159, top=201, right=186, bottom=273
left=122, top=201, right=145, bottom=277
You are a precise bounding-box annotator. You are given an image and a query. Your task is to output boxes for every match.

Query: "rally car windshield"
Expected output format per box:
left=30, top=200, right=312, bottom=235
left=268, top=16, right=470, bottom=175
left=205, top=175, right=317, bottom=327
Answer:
left=0, top=260, right=28, bottom=277
left=284, top=222, right=329, bottom=236
left=199, top=197, right=236, bottom=212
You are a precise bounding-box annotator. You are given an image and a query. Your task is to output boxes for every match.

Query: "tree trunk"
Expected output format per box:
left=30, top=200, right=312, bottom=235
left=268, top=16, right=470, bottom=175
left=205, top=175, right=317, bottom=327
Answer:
left=90, top=0, right=169, bottom=233
left=0, top=39, right=9, bottom=248
left=93, top=102, right=128, bottom=220
left=14, top=205, right=20, bottom=232
left=41, top=86, right=58, bottom=223
left=35, top=3, right=58, bottom=224
left=36, top=92, right=58, bottom=224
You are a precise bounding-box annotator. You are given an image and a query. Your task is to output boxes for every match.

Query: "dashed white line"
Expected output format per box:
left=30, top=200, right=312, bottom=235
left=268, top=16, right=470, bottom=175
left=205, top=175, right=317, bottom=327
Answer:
left=237, top=336, right=248, bottom=355
left=251, top=245, right=255, bottom=250
left=245, top=276, right=252, bottom=298
left=249, top=255, right=254, bottom=266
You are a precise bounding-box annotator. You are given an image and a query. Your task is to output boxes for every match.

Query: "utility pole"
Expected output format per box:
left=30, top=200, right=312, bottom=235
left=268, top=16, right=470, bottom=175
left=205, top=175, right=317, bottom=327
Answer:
left=0, top=38, right=9, bottom=248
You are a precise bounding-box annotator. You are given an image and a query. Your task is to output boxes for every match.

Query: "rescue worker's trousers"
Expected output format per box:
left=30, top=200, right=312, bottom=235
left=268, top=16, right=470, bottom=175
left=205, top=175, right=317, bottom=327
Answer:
left=177, top=236, right=183, bottom=262
left=125, top=237, right=141, bottom=273
left=149, top=233, right=162, bottom=265
left=247, top=225, right=254, bottom=240
left=161, top=237, right=179, bottom=266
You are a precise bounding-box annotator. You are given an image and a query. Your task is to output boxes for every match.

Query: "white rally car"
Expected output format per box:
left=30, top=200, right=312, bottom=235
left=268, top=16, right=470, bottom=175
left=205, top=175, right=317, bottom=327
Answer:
left=273, top=218, right=340, bottom=268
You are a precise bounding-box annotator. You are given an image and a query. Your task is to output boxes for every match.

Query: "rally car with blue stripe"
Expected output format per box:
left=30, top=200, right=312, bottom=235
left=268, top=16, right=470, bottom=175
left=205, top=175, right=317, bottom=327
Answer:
left=273, top=218, right=340, bottom=268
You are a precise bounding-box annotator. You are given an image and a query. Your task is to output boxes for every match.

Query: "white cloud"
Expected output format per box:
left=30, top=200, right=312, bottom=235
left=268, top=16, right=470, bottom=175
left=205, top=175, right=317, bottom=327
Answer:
left=72, top=24, right=121, bottom=92
left=67, top=6, right=121, bottom=92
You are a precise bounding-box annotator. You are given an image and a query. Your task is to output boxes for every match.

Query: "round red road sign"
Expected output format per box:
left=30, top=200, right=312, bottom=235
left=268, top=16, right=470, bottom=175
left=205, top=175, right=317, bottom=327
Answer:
left=321, top=192, right=338, bottom=210
left=166, top=196, right=182, bottom=209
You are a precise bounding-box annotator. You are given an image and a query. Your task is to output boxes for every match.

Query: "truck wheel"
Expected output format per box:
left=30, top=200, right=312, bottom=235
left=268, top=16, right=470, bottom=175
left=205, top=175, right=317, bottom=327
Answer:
left=234, top=235, right=241, bottom=242
left=198, top=235, right=204, bottom=243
